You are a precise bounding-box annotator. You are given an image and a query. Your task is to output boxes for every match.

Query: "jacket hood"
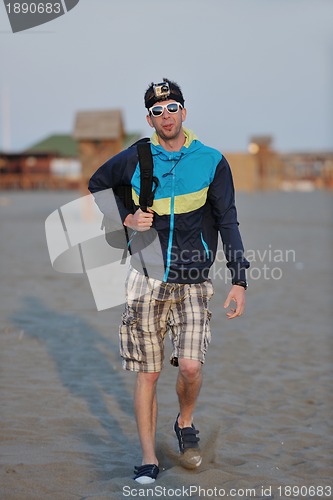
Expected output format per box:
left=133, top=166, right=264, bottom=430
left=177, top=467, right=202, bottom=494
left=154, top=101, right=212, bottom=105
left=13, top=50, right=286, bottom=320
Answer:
left=150, top=127, right=202, bottom=159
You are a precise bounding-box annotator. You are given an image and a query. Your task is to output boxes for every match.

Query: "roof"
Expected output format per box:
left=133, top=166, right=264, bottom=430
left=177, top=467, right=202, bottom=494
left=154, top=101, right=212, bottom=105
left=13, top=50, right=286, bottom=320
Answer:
left=73, top=109, right=124, bottom=140
left=249, top=135, right=273, bottom=147
left=25, top=134, right=78, bottom=157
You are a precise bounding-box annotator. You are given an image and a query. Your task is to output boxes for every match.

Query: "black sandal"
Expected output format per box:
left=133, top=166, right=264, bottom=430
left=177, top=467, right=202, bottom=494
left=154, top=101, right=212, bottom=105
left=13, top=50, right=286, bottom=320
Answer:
left=133, top=464, right=159, bottom=484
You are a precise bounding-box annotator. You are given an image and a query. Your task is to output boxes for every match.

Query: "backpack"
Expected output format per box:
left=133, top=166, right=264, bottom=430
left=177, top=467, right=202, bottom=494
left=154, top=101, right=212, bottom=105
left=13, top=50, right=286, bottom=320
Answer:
left=102, top=139, right=157, bottom=262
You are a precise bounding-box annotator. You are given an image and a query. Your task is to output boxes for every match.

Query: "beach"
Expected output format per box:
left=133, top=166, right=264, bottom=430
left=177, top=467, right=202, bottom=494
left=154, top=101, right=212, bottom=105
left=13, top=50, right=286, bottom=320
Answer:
left=0, top=190, right=332, bottom=500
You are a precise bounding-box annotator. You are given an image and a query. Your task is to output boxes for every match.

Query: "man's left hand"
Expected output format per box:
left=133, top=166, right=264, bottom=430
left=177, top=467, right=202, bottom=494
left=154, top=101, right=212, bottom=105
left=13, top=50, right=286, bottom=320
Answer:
left=223, top=285, right=246, bottom=319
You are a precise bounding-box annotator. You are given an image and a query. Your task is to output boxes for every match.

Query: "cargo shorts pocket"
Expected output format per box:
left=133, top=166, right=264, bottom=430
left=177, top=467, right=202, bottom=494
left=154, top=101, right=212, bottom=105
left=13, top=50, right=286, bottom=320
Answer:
left=119, top=306, right=143, bottom=364
left=199, top=280, right=214, bottom=358
left=201, top=308, right=212, bottom=355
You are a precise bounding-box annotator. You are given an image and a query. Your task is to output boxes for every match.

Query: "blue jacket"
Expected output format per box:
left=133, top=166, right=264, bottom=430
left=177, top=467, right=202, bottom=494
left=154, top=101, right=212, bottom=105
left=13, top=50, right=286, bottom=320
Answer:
left=88, top=129, right=249, bottom=284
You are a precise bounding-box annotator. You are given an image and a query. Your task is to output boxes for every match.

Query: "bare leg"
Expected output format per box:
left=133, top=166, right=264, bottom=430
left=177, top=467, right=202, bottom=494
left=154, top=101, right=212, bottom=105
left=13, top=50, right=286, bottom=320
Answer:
left=176, top=359, right=202, bottom=428
left=134, top=371, right=160, bottom=465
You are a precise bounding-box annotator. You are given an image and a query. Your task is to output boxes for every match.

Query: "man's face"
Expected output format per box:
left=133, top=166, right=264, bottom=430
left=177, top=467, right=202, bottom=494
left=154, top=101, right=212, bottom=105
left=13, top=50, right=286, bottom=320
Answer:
left=146, top=100, right=186, bottom=142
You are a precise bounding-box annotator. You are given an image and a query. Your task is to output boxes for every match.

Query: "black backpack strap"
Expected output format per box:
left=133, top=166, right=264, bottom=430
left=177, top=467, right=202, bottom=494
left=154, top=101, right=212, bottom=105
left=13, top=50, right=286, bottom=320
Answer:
left=137, top=142, right=155, bottom=212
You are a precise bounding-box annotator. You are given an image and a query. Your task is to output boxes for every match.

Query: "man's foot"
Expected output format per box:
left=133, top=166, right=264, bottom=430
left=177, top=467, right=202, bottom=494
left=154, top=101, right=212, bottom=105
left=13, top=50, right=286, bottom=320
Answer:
left=174, top=414, right=202, bottom=469
left=133, top=464, right=159, bottom=484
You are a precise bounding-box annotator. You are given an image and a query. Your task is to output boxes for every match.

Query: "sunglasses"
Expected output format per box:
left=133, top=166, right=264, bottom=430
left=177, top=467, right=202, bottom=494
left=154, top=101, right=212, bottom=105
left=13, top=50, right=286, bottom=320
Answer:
left=149, top=102, right=183, bottom=117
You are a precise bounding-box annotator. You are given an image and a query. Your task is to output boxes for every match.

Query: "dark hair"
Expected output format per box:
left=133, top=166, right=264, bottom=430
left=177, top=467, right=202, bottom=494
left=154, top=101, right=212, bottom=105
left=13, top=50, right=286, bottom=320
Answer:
left=144, top=78, right=185, bottom=109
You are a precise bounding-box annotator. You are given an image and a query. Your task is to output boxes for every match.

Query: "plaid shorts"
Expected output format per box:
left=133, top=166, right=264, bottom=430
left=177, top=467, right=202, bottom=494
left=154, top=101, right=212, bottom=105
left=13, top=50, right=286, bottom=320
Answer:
left=119, top=267, right=214, bottom=372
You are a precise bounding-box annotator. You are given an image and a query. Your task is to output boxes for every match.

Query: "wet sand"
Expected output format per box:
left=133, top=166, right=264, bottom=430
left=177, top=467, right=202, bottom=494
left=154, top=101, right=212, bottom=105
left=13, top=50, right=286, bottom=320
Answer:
left=0, top=190, right=332, bottom=499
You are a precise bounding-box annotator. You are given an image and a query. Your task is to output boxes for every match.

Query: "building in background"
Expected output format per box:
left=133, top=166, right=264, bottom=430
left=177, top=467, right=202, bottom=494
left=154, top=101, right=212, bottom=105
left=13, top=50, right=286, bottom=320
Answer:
left=280, top=151, right=333, bottom=191
left=0, top=134, right=80, bottom=189
left=0, top=108, right=141, bottom=190
left=0, top=112, right=332, bottom=191
left=225, top=136, right=284, bottom=191
left=26, top=134, right=81, bottom=180
left=73, top=109, right=125, bottom=192
left=228, top=135, right=333, bottom=191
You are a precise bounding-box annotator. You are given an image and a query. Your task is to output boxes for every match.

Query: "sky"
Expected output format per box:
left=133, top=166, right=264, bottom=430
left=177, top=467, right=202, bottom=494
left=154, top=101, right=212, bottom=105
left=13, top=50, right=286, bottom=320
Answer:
left=1, top=0, right=333, bottom=154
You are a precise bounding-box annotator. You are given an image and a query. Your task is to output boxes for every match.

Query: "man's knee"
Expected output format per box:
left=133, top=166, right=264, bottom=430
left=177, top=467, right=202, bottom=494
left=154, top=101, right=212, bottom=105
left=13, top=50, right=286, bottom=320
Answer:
left=178, top=359, right=202, bottom=381
left=137, top=371, right=160, bottom=387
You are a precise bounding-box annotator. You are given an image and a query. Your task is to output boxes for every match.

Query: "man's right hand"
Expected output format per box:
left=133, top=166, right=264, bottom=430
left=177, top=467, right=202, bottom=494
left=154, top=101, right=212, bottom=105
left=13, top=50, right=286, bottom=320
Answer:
left=124, top=208, right=154, bottom=232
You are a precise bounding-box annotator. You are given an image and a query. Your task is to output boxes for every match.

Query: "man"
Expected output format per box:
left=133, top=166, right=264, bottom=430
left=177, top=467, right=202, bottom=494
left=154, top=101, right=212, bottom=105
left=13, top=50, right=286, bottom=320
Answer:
left=88, top=79, right=249, bottom=484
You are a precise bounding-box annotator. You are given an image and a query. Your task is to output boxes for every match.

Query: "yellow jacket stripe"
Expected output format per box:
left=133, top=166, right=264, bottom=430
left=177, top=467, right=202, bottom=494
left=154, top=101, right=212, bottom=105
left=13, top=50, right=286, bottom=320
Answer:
left=132, top=186, right=209, bottom=216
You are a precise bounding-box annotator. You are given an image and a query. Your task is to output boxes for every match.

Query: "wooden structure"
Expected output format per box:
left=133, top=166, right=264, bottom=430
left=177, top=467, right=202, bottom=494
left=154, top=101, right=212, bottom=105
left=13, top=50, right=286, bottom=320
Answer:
left=280, top=151, right=333, bottom=190
left=1, top=122, right=332, bottom=191
left=247, top=135, right=284, bottom=190
left=223, top=152, right=258, bottom=191
left=73, top=109, right=125, bottom=191
left=225, top=136, right=283, bottom=192
left=0, top=134, right=80, bottom=189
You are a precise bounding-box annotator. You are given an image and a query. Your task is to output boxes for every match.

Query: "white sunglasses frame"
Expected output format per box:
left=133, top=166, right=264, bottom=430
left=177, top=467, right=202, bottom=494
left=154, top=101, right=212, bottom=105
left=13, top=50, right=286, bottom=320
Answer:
left=148, top=102, right=183, bottom=117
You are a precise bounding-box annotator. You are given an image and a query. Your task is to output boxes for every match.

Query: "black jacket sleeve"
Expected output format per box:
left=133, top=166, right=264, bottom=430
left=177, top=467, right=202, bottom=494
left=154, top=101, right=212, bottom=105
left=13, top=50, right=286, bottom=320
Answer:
left=88, top=146, right=138, bottom=223
left=207, top=155, right=250, bottom=282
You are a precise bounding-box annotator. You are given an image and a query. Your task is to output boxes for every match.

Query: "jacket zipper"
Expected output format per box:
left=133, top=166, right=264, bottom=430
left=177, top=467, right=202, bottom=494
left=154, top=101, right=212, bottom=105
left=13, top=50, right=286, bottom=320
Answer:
left=163, top=169, right=176, bottom=282
left=200, top=232, right=210, bottom=260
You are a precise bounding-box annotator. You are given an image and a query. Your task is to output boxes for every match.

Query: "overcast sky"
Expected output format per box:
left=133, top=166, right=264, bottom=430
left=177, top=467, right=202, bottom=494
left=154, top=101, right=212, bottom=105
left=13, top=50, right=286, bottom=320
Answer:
left=1, top=0, right=333, bottom=153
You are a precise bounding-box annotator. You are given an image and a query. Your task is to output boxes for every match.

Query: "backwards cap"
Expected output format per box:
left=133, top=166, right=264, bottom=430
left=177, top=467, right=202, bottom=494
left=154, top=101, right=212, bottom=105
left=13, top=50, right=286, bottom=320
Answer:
left=144, top=78, right=185, bottom=109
